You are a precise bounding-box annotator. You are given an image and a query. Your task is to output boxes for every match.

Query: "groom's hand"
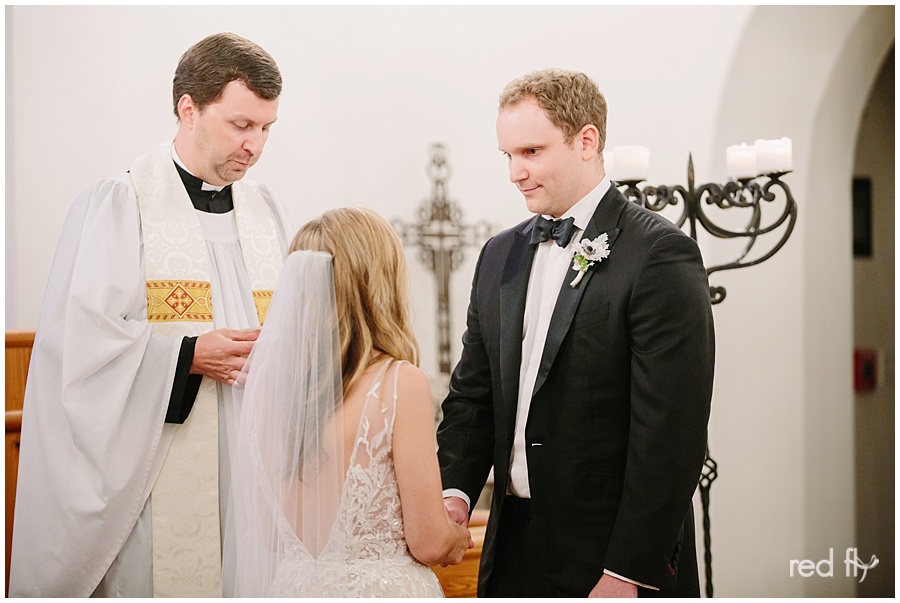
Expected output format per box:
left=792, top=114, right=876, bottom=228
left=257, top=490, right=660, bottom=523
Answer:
left=443, top=496, right=474, bottom=555
left=588, top=573, right=638, bottom=598
left=443, top=496, right=469, bottom=528
left=440, top=497, right=474, bottom=567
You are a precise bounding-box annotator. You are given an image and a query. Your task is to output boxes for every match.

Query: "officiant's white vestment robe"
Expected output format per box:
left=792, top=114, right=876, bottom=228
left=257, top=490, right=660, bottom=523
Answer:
left=9, top=143, right=291, bottom=597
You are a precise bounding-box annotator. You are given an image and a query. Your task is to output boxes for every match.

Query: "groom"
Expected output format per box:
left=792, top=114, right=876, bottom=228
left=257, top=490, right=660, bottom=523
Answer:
left=436, top=68, right=714, bottom=597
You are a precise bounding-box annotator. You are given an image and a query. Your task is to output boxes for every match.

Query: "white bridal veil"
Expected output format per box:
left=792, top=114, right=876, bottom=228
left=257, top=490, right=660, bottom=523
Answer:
left=222, top=250, right=344, bottom=596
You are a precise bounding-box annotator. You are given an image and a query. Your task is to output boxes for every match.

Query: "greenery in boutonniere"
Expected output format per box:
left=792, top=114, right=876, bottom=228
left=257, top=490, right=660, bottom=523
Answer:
left=569, top=233, right=611, bottom=288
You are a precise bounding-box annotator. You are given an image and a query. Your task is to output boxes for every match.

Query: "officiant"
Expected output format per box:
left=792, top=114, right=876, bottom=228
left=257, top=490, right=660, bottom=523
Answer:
left=9, top=32, right=292, bottom=597
left=437, top=68, right=715, bottom=597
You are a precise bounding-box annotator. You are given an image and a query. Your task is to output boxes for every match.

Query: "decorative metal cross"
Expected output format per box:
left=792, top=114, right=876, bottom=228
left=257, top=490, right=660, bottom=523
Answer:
left=393, top=143, right=494, bottom=374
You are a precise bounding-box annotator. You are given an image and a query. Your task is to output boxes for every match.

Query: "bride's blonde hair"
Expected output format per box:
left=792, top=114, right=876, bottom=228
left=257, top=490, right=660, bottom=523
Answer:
left=289, top=207, right=419, bottom=395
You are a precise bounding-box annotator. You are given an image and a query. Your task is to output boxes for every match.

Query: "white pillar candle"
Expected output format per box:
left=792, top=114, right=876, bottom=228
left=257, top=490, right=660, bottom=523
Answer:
left=754, top=137, right=792, bottom=174
left=725, top=143, right=758, bottom=180
left=612, top=146, right=649, bottom=182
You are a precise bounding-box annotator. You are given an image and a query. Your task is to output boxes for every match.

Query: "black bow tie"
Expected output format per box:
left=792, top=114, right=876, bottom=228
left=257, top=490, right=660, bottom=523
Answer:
left=530, top=215, right=576, bottom=248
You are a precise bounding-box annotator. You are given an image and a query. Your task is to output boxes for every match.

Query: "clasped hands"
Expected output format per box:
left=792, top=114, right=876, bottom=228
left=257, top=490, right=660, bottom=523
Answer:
left=442, top=496, right=636, bottom=597
left=190, top=328, right=259, bottom=387
left=441, top=496, right=475, bottom=567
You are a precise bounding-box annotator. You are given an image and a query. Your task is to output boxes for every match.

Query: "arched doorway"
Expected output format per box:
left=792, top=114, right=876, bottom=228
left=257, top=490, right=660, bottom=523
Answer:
left=852, top=45, right=894, bottom=598
left=708, top=5, right=894, bottom=596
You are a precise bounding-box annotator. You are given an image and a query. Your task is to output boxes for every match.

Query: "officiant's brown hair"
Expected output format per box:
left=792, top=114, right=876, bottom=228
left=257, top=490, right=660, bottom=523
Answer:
left=499, top=67, right=608, bottom=155
left=172, top=32, right=282, bottom=118
left=289, top=208, right=420, bottom=395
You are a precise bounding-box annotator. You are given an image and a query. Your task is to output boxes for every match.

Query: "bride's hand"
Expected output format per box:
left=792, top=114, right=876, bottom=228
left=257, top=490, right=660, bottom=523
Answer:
left=439, top=518, right=472, bottom=567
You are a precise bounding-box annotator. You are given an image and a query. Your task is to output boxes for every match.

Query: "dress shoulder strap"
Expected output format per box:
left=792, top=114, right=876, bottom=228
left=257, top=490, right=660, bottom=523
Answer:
left=387, top=359, right=409, bottom=431
left=361, top=358, right=408, bottom=431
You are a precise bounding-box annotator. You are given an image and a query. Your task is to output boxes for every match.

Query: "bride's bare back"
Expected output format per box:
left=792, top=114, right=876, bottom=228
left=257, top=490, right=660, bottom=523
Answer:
left=271, top=358, right=468, bottom=597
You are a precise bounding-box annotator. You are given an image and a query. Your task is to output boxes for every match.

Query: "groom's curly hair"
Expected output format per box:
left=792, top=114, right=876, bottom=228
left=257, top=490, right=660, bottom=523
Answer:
left=499, top=68, right=607, bottom=155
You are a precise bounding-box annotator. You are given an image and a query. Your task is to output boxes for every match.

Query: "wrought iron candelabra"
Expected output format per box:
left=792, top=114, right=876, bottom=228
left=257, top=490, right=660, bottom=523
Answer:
left=616, top=152, right=798, bottom=597
left=617, top=154, right=797, bottom=306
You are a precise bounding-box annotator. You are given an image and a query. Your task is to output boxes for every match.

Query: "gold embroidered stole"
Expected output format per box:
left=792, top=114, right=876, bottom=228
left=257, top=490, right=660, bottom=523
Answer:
left=131, top=142, right=281, bottom=597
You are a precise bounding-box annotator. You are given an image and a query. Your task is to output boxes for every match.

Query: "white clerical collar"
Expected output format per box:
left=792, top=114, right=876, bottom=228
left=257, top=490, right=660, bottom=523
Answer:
left=551, top=176, right=612, bottom=232
left=170, top=144, right=226, bottom=192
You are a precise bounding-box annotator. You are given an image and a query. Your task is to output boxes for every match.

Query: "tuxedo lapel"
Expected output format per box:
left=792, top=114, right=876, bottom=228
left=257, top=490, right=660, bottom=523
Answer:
left=500, top=223, right=537, bottom=438
left=531, top=185, right=628, bottom=399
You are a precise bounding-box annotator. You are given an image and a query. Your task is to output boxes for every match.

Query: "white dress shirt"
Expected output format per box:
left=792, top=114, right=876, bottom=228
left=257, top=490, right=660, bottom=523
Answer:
left=508, top=177, right=611, bottom=497
left=442, top=178, right=611, bottom=509
left=508, top=177, right=657, bottom=592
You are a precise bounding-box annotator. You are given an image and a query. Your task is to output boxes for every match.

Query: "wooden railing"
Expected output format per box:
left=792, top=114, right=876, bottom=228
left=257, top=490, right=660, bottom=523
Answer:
left=3, top=329, right=484, bottom=597
left=6, top=330, right=34, bottom=596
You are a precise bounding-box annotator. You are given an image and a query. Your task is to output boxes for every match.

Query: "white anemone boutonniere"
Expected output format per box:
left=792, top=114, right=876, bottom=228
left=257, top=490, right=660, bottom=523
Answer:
left=570, top=233, right=611, bottom=288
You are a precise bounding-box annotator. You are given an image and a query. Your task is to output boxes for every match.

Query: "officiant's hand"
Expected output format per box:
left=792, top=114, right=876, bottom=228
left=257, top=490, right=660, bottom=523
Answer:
left=191, top=328, right=260, bottom=386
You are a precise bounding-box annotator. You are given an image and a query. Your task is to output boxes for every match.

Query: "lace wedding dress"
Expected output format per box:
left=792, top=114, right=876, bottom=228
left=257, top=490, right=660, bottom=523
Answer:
left=270, top=360, right=444, bottom=597
left=223, top=252, right=444, bottom=597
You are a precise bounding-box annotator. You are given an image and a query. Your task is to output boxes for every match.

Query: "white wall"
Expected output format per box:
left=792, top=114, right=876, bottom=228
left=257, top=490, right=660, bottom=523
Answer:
left=5, top=5, right=894, bottom=597
left=709, top=5, right=894, bottom=597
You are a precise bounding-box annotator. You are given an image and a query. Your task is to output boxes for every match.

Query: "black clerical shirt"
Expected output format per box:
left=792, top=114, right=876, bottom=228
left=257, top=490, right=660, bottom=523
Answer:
left=165, top=163, right=236, bottom=424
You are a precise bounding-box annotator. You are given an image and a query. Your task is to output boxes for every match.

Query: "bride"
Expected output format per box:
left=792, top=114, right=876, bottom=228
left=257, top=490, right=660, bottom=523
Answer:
left=222, top=207, right=472, bottom=596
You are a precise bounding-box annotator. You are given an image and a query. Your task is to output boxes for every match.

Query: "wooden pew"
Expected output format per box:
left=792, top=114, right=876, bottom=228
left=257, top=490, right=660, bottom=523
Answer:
left=6, top=330, right=34, bottom=596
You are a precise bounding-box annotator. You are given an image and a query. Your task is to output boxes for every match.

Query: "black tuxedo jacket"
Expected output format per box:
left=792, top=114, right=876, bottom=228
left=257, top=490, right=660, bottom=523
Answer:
left=437, top=184, right=715, bottom=596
